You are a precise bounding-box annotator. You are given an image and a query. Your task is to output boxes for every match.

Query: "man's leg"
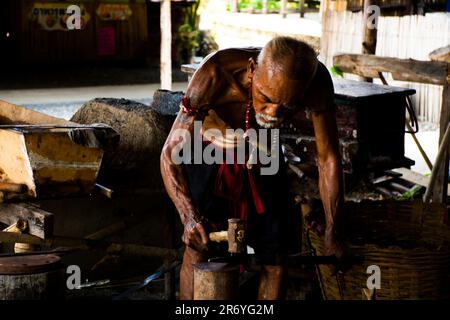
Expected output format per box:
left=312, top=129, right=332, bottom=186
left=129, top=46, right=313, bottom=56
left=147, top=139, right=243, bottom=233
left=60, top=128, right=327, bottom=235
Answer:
left=179, top=246, right=207, bottom=300
left=257, top=265, right=285, bottom=300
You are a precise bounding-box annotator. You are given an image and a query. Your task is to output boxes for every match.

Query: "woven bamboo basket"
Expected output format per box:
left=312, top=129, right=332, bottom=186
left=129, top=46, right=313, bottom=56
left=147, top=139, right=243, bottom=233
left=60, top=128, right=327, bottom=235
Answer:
left=306, top=200, right=450, bottom=300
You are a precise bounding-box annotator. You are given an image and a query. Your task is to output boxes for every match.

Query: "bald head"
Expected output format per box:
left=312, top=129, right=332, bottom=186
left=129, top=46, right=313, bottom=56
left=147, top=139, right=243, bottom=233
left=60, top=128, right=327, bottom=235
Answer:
left=246, top=37, right=319, bottom=128
left=257, top=37, right=318, bottom=86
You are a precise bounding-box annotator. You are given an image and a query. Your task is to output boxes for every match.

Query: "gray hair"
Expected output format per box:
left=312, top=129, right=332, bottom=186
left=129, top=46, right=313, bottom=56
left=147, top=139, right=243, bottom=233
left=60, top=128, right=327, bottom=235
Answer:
left=257, top=36, right=318, bottom=83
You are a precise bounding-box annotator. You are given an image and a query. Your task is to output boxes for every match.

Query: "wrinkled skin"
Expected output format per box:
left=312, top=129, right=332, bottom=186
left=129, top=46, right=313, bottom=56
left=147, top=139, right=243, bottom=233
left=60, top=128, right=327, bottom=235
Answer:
left=160, top=47, right=345, bottom=299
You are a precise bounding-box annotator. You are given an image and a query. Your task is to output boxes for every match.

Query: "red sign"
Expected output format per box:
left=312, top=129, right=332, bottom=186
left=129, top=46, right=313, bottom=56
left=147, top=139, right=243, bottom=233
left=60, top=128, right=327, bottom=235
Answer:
left=97, top=27, right=116, bottom=56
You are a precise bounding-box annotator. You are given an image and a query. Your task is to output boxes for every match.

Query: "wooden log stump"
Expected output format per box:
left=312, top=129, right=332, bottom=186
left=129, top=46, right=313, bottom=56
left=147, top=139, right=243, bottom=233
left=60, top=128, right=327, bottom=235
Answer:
left=193, top=262, right=239, bottom=300
left=71, top=94, right=182, bottom=186
left=0, top=254, right=64, bottom=300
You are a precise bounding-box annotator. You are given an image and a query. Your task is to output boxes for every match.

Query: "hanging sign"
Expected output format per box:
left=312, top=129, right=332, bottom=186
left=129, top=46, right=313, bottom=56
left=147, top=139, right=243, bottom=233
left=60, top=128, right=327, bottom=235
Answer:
left=30, top=3, right=91, bottom=31
left=96, top=4, right=133, bottom=21
left=97, top=27, right=116, bottom=56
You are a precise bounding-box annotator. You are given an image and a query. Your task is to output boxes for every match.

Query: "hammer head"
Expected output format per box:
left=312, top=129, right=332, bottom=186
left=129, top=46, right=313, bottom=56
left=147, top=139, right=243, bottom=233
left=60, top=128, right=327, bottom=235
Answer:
left=227, top=218, right=246, bottom=254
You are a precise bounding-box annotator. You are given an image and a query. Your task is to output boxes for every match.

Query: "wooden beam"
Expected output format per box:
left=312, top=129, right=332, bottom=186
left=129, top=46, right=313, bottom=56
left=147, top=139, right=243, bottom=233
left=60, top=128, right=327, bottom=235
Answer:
left=160, top=0, right=172, bottom=90
left=333, top=54, right=449, bottom=85
left=429, top=45, right=450, bottom=63
left=0, top=203, right=53, bottom=239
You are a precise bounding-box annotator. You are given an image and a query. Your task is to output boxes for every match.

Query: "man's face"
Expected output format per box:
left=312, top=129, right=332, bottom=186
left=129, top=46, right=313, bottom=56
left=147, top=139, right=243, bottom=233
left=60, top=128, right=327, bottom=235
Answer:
left=250, top=60, right=305, bottom=129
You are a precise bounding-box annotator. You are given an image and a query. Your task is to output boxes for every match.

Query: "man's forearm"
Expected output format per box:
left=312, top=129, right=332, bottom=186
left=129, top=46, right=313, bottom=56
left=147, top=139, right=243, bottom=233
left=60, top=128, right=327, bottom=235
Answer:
left=318, top=158, right=344, bottom=237
left=160, top=152, right=199, bottom=225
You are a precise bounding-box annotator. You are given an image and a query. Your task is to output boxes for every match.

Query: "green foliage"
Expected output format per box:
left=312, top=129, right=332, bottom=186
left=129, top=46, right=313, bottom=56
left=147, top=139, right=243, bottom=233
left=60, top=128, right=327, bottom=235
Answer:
left=178, top=1, right=201, bottom=62
left=227, top=0, right=321, bottom=12
left=330, top=66, right=344, bottom=78
left=237, top=0, right=282, bottom=11
left=196, top=30, right=219, bottom=57
left=178, top=23, right=200, bottom=57
left=395, top=185, right=424, bottom=201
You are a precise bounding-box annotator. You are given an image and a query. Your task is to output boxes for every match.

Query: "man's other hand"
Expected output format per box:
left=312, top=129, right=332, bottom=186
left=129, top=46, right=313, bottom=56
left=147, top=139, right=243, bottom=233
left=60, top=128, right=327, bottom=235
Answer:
left=182, top=217, right=209, bottom=252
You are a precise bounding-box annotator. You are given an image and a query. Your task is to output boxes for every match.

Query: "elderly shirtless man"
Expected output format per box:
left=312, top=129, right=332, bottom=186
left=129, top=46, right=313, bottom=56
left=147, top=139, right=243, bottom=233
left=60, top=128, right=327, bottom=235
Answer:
left=160, top=37, right=345, bottom=300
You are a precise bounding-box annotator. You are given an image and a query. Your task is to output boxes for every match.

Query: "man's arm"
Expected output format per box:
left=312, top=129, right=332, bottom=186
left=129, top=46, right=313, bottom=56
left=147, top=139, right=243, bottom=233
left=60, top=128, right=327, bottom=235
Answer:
left=160, top=55, right=226, bottom=252
left=311, top=108, right=345, bottom=258
left=160, top=111, right=209, bottom=252
left=305, top=62, right=345, bottom=258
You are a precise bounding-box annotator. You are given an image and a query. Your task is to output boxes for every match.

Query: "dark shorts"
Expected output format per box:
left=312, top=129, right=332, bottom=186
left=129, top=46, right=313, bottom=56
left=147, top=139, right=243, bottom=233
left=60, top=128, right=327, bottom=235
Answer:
left=184, top=153, right=297, bottom=265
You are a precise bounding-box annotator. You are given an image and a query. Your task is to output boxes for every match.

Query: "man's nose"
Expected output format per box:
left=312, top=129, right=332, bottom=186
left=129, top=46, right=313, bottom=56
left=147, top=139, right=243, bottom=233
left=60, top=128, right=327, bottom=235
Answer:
left=263, top=104, right=280, bottom=118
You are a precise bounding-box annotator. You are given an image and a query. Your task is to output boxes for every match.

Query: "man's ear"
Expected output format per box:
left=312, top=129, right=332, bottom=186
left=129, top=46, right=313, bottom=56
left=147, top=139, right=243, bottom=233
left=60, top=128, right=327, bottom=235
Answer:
left=247, top=57, right=257, bottom=80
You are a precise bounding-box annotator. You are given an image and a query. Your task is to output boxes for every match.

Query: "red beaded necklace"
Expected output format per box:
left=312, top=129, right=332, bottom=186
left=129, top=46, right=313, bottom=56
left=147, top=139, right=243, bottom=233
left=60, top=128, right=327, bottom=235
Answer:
left=245, top=83, right=252, bottom=135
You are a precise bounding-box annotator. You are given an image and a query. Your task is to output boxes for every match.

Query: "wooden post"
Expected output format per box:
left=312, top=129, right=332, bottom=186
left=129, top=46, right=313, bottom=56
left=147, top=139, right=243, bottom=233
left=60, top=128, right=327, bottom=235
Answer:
left=362, top=0, right=378, bottom=82
left=319, top=0, right=331, bottom=63
left=160, top=0, right=172, bottom=90
left=430, top=69, right=450, bottom=203
left=299, top=0, right=305, bottom=18
left=230, top=0, right=239, bottom=13
left=262, top=0, right=268, bottom=14
left=281, top=0, right=288, bottom=18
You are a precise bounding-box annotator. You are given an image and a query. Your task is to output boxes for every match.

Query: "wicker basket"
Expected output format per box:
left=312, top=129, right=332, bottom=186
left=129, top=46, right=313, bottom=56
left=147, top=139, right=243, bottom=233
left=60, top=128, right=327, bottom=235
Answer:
left=306, top=200, right=450, bottom=300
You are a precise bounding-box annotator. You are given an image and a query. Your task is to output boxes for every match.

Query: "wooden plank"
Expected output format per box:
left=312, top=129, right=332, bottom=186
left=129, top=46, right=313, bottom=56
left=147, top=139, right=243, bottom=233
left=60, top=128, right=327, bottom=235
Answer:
left=0, top=203, right=54, bottom=239
left=392, top=168, right=429, bottom=187
left=333, top=54, right=449, bottom=85
left=394, top=167, right=450, bottom=197
left=0, top=100, right=72, bottom=126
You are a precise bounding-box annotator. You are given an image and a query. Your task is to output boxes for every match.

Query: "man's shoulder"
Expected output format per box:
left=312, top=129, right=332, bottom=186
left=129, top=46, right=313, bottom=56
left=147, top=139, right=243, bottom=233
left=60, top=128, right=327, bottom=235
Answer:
left=207, top=47, right=262, bottom=60
left=304, top=61, right=335, bottom=113
left=198, top=47, right=261, bottom=71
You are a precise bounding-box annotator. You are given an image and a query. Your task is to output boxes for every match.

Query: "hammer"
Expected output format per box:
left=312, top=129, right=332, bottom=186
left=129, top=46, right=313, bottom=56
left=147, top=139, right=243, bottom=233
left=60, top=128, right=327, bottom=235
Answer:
left=209, top=218, right=246, bottom=254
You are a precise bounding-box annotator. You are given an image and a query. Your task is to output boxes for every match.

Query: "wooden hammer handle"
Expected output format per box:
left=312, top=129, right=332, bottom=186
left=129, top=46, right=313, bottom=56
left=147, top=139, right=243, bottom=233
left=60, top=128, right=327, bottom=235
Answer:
left=209, top=231, right=228, bottom=243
